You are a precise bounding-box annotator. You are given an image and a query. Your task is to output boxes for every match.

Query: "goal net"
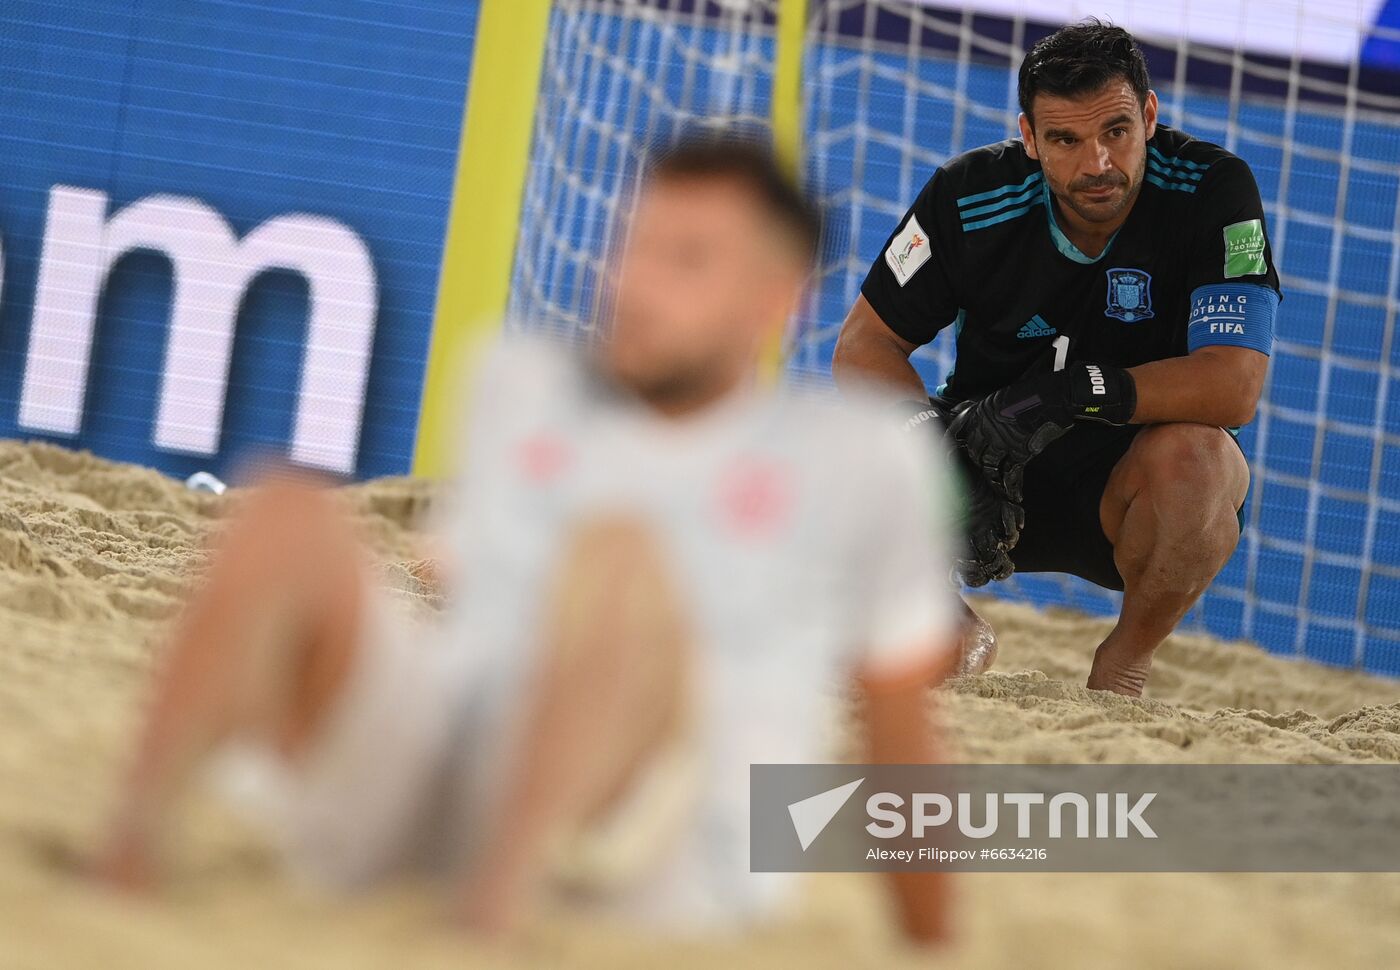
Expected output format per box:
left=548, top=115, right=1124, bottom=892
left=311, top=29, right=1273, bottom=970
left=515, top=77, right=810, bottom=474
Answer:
left=508, top=0, right=1400, bottom=675
left=509, top=0, right=780, bottom=339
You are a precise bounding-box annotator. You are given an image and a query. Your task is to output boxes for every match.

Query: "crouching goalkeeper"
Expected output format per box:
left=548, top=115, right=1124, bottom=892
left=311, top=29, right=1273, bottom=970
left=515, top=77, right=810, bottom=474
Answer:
left=833, top=20, right=1281, bottom=696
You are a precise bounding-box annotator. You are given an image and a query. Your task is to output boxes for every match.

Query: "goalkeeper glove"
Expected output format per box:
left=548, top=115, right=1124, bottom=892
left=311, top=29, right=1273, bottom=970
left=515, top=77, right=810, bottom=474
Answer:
left=897, top=400, right=1022, bottom=588
left=948, top=361, right=1136, bottom=504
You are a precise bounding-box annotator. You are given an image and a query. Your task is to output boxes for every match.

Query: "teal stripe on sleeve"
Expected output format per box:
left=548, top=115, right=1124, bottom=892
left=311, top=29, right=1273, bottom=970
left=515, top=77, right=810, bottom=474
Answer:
left=1148, top=145, right=1210, bottom=171
left=1146, top=159, right=1204, bottom=182
left=959, top=181, right=1045, bottom=219
left=962, top=203, right=1037, bottom=231
left=956, top=172, right=1043, bottom=208
left=1144, top=171, right=1198, bottom=193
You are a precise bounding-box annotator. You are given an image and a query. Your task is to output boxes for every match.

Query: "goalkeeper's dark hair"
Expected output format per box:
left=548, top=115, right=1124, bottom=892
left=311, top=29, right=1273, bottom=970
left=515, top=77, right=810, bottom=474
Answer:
left=648, top=133, right=822, bottom=264
left=1017, top=19, right=1151, bottom=125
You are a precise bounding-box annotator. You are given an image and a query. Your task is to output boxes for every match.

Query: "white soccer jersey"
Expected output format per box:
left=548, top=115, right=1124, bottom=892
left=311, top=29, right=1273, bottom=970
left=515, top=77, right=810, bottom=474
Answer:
left=431, top=337, right=962, bottom=929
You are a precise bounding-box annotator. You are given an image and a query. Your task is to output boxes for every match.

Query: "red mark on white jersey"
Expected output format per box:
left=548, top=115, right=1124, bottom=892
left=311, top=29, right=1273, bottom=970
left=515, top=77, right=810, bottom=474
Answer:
left=517, top=433, right=572, bottom=484
left=717, top=457, right=792, bottom=538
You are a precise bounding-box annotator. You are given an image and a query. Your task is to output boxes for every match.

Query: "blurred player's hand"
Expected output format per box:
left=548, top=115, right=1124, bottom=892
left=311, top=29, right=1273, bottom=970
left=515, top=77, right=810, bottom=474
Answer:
left=898, top=401, right=1020, bottom=587
left=949, top=362, right=1136, bottom=503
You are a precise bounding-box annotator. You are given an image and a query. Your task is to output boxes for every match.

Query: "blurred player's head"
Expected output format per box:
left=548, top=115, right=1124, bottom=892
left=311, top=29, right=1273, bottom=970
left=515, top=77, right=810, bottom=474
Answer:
left=606, top=137, right=819, bottom=412
left=1016, top=19, right=1158, bottom=227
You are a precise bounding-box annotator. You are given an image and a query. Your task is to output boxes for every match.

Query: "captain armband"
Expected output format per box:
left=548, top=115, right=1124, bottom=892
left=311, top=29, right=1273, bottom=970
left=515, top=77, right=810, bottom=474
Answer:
left=1186, top=283, right=1279, bottom=356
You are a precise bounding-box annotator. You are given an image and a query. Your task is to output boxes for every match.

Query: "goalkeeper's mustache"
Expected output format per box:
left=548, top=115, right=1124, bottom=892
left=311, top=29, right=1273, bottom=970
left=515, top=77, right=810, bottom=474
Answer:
left=1071, top=173, right=1128, bottom=193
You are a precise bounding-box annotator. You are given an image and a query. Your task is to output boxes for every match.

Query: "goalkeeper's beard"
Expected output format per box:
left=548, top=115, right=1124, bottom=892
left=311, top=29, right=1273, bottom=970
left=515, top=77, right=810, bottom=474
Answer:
left=1056, top=159, right=1143, bottom=225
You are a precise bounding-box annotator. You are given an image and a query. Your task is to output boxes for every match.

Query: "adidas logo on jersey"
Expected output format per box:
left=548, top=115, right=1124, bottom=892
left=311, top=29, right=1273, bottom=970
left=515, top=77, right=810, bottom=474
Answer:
left=1016, top=315, right=1057, bottom=340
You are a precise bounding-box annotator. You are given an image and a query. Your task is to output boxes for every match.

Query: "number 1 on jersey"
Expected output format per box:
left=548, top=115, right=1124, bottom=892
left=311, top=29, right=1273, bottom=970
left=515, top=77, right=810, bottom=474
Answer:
left=1052, top=334, right=1070, bottom=372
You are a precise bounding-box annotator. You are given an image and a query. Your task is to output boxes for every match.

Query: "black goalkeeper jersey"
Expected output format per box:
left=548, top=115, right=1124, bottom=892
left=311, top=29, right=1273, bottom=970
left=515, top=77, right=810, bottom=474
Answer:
left=861, top=125, right=1282, bottom=404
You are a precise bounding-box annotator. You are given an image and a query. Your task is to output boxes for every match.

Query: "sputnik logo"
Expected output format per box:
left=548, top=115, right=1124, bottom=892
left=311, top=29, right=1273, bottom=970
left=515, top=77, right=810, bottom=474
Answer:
left=787, top=777, right=864, bottom=851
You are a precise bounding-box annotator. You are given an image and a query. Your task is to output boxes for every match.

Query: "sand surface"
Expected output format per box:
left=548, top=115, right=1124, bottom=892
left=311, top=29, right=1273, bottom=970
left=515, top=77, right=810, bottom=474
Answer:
left=1, top=441, right=1397, bottom=970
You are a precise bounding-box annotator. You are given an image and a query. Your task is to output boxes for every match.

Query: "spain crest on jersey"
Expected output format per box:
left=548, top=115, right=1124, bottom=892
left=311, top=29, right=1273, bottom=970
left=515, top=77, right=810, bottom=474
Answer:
left=1104, top=267, right=1155, bottom=323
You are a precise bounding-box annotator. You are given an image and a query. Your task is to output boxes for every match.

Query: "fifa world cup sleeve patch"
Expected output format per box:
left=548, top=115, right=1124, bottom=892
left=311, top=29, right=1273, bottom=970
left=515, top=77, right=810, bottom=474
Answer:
left=884, top=213, right=933, bottom=287
left=1222, top=219, right=1268, bottom=278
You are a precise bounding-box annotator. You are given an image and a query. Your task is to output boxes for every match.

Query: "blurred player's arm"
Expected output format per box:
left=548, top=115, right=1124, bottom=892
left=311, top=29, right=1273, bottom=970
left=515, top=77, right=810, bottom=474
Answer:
left=857, top=650, right=957, bottom=945
left=848, top=416, right=964, bottom=944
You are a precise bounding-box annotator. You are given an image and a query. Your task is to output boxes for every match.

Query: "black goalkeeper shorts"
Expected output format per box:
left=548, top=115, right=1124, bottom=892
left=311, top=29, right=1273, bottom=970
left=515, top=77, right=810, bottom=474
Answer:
left=1008, top=421, right=1146, bottom=591
left=932, top=399, right=1246, bottom=592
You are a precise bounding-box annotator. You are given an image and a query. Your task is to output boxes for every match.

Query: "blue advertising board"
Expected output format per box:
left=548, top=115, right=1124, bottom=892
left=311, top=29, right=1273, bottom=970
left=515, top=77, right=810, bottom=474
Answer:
left=0, top=1, right=478, bottom=479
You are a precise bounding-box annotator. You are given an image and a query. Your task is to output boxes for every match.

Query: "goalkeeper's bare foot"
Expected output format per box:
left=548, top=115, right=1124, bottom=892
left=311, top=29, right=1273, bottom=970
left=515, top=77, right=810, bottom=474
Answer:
left=954, top=598, right=998, bottom=675
left=1085, top=640, right=1152, bottom=697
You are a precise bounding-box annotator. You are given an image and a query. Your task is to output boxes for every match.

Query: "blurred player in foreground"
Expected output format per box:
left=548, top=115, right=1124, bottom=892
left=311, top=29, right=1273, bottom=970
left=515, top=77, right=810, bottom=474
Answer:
left=96, top=139, right=962, bottom=943
left=835, top=21, right=1279, bottom=695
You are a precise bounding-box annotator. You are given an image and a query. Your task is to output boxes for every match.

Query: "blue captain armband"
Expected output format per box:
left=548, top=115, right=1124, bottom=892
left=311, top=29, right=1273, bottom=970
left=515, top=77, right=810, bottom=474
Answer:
left=1186, top=283, right=1279, bottom=356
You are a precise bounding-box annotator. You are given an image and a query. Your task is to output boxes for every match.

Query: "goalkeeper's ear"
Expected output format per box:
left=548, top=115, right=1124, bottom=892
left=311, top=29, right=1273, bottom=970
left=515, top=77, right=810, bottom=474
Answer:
left=1142, top=88, right=1159, bottom=140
